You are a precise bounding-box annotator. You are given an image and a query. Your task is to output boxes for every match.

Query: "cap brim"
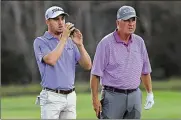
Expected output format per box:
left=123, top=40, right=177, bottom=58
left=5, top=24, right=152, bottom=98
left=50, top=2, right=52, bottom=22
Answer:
left=50, top=11, right=69, bottom=19
left=121, top=15, right=137, bottom=20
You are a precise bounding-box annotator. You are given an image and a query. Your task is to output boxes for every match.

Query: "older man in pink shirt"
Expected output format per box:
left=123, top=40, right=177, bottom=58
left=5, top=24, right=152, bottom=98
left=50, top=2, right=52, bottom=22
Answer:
left=90, top=5, right=154, bottom=119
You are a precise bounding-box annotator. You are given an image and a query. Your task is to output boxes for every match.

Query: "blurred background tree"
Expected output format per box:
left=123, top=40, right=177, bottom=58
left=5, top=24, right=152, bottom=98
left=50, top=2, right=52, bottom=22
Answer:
left=2, top=1, right=181, bottom=85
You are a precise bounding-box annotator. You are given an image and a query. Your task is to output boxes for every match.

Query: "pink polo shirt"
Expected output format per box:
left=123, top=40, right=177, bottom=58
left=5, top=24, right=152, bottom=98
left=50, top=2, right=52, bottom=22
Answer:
left=91, top=30, right=151, bottom=89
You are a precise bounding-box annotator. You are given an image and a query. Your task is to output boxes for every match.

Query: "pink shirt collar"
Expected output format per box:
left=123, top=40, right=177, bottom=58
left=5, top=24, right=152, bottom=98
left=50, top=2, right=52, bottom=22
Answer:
left=113, top=29, right=133, bottom=45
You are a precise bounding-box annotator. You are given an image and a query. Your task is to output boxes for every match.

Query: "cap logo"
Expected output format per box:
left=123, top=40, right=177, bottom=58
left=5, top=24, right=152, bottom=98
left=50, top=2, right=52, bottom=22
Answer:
left=46, top=14, right=49, bottom=19
left=123, top=8, right=135, bottom=14
left=52, top=8, right=63, bottom=14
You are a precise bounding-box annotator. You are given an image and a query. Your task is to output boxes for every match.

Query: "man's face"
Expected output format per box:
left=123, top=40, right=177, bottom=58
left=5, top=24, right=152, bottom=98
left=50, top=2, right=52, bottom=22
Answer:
left=46, top=15, right=65, bottom=34
left=117, top=17, right=136, bottom=34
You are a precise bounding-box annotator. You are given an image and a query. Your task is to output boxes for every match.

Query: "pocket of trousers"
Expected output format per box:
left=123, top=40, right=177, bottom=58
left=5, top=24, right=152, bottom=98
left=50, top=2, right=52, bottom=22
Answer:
left=39, top=90, right=48, bottom=106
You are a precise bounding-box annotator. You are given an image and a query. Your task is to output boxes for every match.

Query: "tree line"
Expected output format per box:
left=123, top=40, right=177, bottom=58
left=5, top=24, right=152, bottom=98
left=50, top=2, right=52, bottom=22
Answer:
left=2, top=1, right=181, bottom=85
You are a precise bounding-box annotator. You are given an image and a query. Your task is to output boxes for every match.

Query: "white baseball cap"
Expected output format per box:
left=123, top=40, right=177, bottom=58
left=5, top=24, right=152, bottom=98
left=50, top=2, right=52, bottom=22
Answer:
left=45, top=6, right=69, bottom=20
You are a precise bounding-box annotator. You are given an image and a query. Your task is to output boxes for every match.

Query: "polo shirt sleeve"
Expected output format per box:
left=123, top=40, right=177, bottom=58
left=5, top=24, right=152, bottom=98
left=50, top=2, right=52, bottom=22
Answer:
left=33, top=37, right=51, bottom=63
left=91, top=40, right=109, bottom=77
left=141, top=40, right=152, bottom=74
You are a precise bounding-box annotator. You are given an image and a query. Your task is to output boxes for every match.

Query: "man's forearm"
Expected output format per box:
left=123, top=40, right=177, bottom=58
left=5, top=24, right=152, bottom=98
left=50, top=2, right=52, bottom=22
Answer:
left=90, top=75, right=100, bottom=101
left=78, top=45, right=92, bottom=70
left=43, top=38, right=66, bottom=66
left=141, top=74, right=153, bottom=93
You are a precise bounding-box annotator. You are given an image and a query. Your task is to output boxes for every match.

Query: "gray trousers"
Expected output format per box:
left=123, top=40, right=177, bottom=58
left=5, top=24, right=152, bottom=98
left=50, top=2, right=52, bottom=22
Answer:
left=100, top=88, right=142, bottom=119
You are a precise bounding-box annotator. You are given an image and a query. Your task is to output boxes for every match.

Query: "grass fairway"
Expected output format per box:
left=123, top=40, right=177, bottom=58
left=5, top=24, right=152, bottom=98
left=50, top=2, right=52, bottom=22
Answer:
left=1, top=90, right=181, bottom=119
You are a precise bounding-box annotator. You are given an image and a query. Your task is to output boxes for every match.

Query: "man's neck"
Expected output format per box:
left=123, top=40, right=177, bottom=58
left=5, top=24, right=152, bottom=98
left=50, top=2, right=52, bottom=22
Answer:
left=117, top=31, right=131, bottom=43
left=48, top=30, right=62, bottom=39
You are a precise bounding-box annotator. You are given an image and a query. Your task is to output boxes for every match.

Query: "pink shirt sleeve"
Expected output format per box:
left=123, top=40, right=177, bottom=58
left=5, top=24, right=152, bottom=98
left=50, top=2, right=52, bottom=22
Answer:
left=91, top=40, right=109, bottom=77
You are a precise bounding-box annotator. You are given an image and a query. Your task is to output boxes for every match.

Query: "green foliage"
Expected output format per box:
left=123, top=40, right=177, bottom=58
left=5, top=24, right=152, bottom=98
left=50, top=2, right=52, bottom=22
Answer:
left=2, top=1, right=181, bottom=85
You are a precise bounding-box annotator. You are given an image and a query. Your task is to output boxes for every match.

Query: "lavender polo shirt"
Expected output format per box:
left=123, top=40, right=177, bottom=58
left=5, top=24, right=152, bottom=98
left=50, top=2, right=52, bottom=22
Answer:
left=33, top=31, right=80, bottom=90
left=91, top=30, right=152, bottom=89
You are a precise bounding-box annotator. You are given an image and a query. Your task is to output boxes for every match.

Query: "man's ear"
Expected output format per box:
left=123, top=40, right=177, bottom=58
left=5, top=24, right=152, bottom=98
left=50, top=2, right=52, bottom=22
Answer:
left=116, top=20, right=119, bottom=26
left=45, top=20, right=49, bottom=25
left=116, top=20, right=120, bottom=29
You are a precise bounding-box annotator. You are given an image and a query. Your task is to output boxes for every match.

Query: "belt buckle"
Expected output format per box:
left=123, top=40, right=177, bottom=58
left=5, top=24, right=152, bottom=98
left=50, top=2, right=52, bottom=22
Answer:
left=62, top=91, right=66, bottom=94
left=112, top=88, right=115, bottom=92
left=124, top=90, right=127, bottom=94
left=58, top=89, right=63, bottom=94
left=62, top=90, right=67, bottom=94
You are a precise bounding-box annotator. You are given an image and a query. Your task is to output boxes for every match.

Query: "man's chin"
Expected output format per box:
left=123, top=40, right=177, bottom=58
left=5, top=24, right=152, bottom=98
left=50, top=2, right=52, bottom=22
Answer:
left=55, top=31, right=63, bottom=35
left=128, top=31, right=135, bottom=34
left=125, top=32, right=133, bottom=35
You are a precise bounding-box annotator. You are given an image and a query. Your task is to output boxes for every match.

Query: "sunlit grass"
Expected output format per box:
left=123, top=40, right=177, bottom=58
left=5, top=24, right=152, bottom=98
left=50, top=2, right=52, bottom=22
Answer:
left=1, top=91, right=181, bottom=119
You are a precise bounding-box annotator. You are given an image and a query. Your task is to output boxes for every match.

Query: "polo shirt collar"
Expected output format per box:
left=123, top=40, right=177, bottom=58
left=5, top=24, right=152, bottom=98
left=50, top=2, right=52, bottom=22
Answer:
left=113, top=29, right=133, bottom=44
left=43, top=31, right=55, bottom=40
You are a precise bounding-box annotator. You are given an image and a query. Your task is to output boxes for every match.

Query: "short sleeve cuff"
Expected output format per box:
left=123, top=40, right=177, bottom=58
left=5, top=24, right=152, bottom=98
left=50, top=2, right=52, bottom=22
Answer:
left=91, top=69, right=103, bottom=77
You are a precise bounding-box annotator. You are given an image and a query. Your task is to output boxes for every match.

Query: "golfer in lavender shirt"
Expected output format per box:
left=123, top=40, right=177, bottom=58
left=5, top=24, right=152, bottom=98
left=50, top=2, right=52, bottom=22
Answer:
left=33, top=6, right=91, bottom=119
left=90, top=5, right=154, bottom=119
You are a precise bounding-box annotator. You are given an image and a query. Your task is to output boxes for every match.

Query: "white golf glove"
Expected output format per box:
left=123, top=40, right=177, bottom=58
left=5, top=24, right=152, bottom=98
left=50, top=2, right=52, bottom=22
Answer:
left=144, top=92, right=154, bottom=110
